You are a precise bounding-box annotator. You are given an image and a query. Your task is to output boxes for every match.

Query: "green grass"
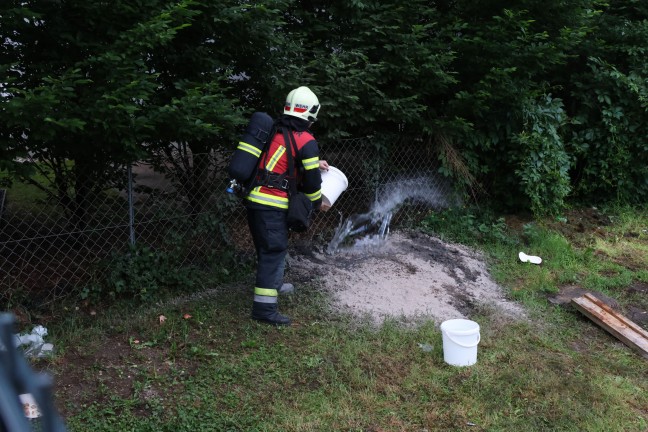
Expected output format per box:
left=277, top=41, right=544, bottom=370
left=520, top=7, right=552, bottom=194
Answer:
left=1, top=168, right=61, bottom=216
left=37, top=205, right=648, bottom=431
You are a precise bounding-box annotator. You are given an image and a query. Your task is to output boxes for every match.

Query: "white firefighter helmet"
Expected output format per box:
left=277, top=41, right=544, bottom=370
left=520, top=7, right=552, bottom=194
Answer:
left=283, top=86, right=320, bottom=122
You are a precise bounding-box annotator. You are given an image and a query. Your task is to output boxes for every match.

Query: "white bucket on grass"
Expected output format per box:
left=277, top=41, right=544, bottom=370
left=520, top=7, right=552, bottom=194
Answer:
left=320, top=166, right=348, bottom=211
left=440, top=319, right=481, bottom=367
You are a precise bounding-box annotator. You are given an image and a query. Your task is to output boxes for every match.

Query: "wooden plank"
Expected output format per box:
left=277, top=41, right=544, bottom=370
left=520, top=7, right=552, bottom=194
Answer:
left=583, top=293, right=648, bottom=337
left=571, top=293, right=648, bottom=359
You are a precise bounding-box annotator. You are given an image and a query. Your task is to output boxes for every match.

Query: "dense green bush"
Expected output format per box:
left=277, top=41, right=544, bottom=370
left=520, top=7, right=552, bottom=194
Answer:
left=2, top=0, right=646, bottom=219
left=514, top=96, right=571, bottom=215
left=82, top=244, right=198, bottom=303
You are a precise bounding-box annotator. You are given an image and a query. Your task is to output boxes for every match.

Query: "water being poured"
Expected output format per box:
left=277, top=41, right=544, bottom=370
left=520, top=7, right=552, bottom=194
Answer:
left=327, top=177, right=456, bottom=254
left=326, top=212, right=393, bottom=254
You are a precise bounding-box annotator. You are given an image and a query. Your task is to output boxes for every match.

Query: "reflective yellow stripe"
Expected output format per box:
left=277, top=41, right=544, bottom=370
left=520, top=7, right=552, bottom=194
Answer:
left=246, top=195, right=289, bottom=209
left=302, top=156, right=319, bottom=170
left=305, top=190, right=321, bottom=201
left=266, top=146, right=285, bottom=171
left=237, top=141, right=262, bottom=157
left=255, top=287, right=278, bottom=297
left=245, top=187, right=289, bottom=209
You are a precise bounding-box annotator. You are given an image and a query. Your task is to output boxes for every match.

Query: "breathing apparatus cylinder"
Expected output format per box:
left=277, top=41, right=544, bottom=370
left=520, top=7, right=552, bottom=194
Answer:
left=227, top=112, right=275, bottom=193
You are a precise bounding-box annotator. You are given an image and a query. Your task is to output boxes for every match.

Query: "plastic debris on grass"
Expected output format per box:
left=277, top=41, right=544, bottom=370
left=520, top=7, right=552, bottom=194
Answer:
left=13, top=325, right=54, bottom=358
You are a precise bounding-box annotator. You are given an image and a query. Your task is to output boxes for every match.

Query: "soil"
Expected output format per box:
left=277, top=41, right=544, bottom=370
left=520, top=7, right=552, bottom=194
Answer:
left=288, top=230, right=527, bottom=325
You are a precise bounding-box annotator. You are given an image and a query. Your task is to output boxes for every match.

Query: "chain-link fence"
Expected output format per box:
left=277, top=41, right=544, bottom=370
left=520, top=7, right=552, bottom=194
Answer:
left=0, top=136, right=462, bottom=312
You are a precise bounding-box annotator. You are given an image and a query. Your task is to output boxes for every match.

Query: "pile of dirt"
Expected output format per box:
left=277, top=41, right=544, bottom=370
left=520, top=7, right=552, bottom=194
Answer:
left=288, top=230, right=526, bottom=325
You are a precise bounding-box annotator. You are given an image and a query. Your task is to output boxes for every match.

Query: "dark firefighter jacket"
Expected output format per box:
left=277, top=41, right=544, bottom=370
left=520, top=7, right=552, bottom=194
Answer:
left=245, top=116, right=322, bottom=211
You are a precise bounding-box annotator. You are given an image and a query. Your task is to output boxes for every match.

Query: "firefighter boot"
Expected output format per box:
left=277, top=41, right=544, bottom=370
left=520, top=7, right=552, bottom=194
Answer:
left=251, top=302, right=291, bottom=326
left=279, top=283, right=295, bottom=295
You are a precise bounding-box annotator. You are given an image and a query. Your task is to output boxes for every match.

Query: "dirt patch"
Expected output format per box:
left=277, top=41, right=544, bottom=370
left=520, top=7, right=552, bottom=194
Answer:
left=42, top=334, right=198, bottom=419
left=626, top=281, right=648, bottom=328
left=547, top=285, right=620, bottom=309
left=288, top=230, right=526, bottom=325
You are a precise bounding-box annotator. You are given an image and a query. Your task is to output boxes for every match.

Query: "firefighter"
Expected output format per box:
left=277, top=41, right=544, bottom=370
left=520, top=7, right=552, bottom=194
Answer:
left=245, top=86, right=326, bottom=326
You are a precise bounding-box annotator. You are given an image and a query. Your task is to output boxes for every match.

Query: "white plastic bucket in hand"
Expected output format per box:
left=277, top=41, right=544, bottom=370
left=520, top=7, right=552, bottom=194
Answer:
left=320, top=166, right=348, bottom=210
left=440, top=319, right=481, bottom=367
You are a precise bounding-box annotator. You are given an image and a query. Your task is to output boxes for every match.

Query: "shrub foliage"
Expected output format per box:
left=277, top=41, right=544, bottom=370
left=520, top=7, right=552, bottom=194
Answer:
left=1, top=0, right=646, bottom=218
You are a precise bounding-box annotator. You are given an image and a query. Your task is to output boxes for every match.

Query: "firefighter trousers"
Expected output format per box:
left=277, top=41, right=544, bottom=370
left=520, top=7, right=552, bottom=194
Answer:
left=246, top=207, right=288, bottom=305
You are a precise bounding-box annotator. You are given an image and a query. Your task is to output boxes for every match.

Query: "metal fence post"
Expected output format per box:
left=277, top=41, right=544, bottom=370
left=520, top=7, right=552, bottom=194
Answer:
left=127, top=164, right=136, bottom=247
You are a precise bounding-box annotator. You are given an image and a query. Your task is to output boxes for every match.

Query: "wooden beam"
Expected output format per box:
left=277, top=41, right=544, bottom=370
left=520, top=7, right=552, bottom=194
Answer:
left=571, top=293, right=648, bottom=359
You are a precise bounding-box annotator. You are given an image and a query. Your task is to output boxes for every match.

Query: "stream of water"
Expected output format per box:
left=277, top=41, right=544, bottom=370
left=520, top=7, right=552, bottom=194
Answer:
left=327, top=177, right=456, bottom=254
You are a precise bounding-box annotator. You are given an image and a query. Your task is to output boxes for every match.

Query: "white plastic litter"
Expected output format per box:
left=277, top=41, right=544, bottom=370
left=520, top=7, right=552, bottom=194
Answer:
left=519, top=251, right=542, bottom=265
left=19, top=393, right=41, bottom=419
left=14, top=325, right=53, bottom=357
left=417, top=343, right=434, bottom=352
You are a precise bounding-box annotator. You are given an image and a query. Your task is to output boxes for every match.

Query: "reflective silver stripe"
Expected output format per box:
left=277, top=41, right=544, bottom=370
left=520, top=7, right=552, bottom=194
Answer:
left=237, top=141, right=262, bottom=157
left=266, top=145, right=285, bottom=171
left=245, top=188, right=289, bottom=209
left=305, top=190, right=321, bottom=201
left=254, top=295, right=278, bottom=304
left=302, top=156, right=319, bottom=171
